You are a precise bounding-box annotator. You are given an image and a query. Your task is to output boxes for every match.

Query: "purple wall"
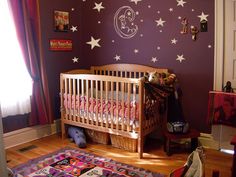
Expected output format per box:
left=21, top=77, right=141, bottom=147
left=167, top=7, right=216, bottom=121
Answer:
left=39, top=0, right=214, bottom=132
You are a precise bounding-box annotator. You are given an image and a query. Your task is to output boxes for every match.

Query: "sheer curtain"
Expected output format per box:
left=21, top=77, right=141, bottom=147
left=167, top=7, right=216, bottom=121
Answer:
left=0, top=0, right=32, bottom=118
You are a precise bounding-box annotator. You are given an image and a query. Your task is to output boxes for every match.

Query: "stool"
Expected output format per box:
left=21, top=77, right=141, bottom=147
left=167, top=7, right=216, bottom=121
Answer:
left=163, top=129, right=200, bottom=156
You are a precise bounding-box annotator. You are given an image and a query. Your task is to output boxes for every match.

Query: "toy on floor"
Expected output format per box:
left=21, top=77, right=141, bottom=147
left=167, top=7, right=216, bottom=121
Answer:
left=68, top=126, right=86, bottom=148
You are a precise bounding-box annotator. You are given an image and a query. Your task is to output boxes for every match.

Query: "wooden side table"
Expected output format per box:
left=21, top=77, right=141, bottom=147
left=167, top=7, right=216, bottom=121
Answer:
left=163, top=129, right=200, bottom=156
left=230, top=135, right=236, bottom=177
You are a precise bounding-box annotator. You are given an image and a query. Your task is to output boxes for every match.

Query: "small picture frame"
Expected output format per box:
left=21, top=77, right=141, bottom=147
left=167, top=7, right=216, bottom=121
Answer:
left=49, top=39, right=72, bottom=51
left=54, top=10, right=69, bottom=32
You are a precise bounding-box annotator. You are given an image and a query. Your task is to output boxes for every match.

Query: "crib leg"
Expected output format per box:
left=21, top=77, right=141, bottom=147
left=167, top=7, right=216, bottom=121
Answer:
left=138, top=136, right=144, bottom=159
left=61, top=122, right=66, bottom=139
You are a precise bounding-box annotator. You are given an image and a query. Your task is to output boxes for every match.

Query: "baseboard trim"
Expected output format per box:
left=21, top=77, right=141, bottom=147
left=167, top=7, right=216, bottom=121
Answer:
left=3, top=119, right=61, bottom=149
left=3, top=122, right=219, bottom=150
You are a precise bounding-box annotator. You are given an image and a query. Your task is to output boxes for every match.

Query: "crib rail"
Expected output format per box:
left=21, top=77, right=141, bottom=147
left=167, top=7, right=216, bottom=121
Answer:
left=91, top=64, right=168, bottom=79
left=60, top=74, right=145, bottom=137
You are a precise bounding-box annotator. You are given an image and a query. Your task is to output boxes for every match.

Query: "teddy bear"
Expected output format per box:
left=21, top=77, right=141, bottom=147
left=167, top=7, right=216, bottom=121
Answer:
left=68, top=126, right=86, bottom=148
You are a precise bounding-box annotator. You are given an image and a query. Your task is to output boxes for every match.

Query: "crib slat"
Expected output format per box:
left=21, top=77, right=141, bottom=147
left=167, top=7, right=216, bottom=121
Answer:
left=69, top=78, right=72, bottom=121
left=91, top=80, right=94, bottom=125
left=121, top=82, right=125, bottom=131
left=81, top=79, right=85, bottom=124
left=77, top=78, right=80, bottom=119
left=105, top=81, right=108, bottom=128
left=95, top=80, right=98, bottom=126
left=116, top=82, right=119, bottom=131
left=111, top=82, right=114, bottom=129
left=86, top=79, right=89, bottom=124
left=127, top=83, right=131, bottom=132
left=72, top=78, right=76, bottom=121
left=133, top=83, right=136, bottom=125
left=100, top=80, right=104, bottom=126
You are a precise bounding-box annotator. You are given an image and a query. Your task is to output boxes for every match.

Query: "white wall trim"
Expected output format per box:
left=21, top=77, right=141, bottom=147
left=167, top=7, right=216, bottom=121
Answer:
left=3, top=119, right=61, bottom=149
left=214, top=0, right=224, bottom=90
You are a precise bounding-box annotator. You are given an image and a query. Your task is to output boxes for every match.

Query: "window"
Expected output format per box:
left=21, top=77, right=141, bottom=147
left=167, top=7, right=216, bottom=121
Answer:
left=0, top=0, right=32, bottom=117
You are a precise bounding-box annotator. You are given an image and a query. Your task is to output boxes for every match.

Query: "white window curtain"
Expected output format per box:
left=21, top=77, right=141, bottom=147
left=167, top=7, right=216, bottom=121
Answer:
left=0, top=0, right=32, bottom=118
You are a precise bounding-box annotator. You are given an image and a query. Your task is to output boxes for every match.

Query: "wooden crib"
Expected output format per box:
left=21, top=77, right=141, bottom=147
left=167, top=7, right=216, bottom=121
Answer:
left=60, top=64, right=168, bottom=158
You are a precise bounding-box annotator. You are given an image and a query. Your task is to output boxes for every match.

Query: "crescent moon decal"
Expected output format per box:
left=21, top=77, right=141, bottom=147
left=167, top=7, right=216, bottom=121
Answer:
left=114, top=6, right=138, bottom=39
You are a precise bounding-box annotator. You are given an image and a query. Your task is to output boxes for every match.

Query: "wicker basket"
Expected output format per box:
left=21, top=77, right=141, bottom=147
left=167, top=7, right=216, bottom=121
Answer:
left=85, top=129, right=110, bottom=145
left=110, top=134, right=137, bottom=152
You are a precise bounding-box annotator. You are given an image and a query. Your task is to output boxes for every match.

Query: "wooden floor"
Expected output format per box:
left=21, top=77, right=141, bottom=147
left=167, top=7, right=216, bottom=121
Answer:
left=6, top=134, right=233, bottom=177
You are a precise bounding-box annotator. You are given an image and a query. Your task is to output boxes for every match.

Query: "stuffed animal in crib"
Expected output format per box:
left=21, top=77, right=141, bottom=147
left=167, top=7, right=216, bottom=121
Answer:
left=68, top=126, right=86, bottom=148
left=147, top=71, right=162, bottom=85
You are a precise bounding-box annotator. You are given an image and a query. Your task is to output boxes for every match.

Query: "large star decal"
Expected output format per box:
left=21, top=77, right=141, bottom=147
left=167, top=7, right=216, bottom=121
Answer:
left=198, top=12, right=209, bottom=21
left=176, top=54, right=186, bottom=63
left=171, top=38, right=178, bottom=44
left=72, top=57, right=79, bottom=63
left=114, top=55, right=121, bottom=61
left=130, top=0, right=142, bottom=5
left=151, top=57, right=158, bottom=63
left=177, top=0, right=187, bottom=7
left=155, top=18, right=166, bottom=27
left=86, top=37, right=101, bottom=49
left=93, top=2, right=105, bottom=12
left=70, top=26, right=78, bottom=32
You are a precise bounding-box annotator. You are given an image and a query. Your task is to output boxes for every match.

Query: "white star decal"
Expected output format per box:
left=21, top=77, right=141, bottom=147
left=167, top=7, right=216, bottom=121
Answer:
left=70, top=26, right=78, bottom=32
left=198, top=12, right=209, bottom=22
left=72, top=57, right=79, bottom=63
left=208, top=45, right=212, bottom=48
left=86, top=37, right=101, bottom=49
left=93, top=2, right=105, bottom=12
left=114, top=55, right=121, bottom=61
left=171, top=38, right=178, bottom=44
left=169, top=8, right=173, bottom=12
left=178, top=16, right=182, bottom=20
left=157, top=46, right=161, bottom=50
left=71, top=8, right=75, bottom=11
left=155, top=18, right=166, bottom=27
left=130, top=0, right=142, bottom=5
left=176, top=54, right=186, bottom=63
left=151, top=57, right=158, bottom=63
left=177, top=0, right=187, bottom=7
left=148, top=5, right=151, bottom=8
left=134, top=49, right=139, bottom=54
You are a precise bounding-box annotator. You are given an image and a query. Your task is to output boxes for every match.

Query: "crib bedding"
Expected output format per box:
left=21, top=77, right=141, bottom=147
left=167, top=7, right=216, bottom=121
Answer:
left=63, top=94, right=139, bottom=119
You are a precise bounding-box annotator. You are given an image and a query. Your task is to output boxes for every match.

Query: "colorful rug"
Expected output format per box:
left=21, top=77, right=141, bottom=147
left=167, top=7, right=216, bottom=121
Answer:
left=12, top=147, right=164, bottom=177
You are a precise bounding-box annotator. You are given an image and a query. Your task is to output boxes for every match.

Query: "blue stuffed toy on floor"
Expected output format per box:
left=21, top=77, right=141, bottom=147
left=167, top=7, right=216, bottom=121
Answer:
left=68, top=126, right=86, bottom=148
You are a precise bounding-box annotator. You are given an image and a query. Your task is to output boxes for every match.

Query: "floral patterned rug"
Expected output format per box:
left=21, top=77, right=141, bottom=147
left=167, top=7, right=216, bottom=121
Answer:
left=12, top=147, right=164, bottom=177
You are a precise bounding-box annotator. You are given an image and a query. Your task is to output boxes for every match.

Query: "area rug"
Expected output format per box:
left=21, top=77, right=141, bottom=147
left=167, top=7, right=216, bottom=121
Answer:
left=12, top=147, right=164, bottom=177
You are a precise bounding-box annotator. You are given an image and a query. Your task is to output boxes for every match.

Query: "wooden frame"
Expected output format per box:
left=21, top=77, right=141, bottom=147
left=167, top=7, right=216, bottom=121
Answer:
left=54, top=10, right=69, bottom=32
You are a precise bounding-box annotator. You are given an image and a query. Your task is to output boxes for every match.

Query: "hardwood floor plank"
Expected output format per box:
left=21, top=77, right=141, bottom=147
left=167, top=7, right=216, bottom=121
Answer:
left=6, top=134, right=233, bottom=177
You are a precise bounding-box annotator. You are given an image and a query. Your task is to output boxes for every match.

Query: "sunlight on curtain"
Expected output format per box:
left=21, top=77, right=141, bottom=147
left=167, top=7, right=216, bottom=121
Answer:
left=0, top=0, right=32, bottom=118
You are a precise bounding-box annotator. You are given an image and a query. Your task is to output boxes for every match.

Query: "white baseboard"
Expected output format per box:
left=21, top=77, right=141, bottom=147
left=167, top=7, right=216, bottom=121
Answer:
left=2, top=120, right=221, bottom=151
left=3, top=119, right=61, bottom=149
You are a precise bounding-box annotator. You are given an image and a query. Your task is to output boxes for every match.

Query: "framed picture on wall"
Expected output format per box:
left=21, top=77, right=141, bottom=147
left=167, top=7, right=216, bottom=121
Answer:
left=54, top=10, right=69, bottom=32
left=49, top=39, right=72, bottom=51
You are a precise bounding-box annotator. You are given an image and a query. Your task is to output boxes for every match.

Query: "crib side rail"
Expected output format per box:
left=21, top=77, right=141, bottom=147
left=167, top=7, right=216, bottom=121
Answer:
left=60, top=74, right=145, bottom=137
left=91, top=64, right=168, bottom=79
